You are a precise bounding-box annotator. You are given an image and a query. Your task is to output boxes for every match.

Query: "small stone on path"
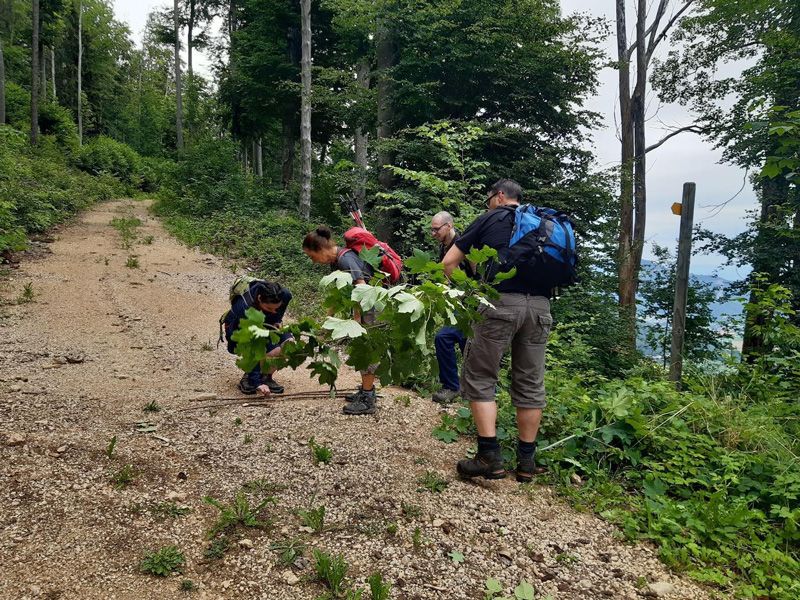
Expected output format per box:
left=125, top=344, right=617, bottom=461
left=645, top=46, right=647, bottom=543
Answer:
left=6, top=433, right=26, bottom=447
left=646, top=582, right=676, bottom=597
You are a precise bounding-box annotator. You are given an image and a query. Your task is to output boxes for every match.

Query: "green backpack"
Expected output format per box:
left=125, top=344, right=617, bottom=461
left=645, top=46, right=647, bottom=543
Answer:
left=218, top=276, right=265, bottom=346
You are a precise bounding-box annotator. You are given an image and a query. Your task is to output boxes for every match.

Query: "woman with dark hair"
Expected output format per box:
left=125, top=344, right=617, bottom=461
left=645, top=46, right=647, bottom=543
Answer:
left=223, top=279, right=292, bottom=395
left=302, top=226, right=378, bottom=415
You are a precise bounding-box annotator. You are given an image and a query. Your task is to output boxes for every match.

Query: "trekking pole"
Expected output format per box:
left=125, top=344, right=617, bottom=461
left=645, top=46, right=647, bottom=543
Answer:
left=339, top=194, right=364, bottom=228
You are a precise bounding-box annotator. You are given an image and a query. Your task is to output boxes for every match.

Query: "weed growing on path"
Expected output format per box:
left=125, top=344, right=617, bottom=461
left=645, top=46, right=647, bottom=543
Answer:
left=126, top=255, right=140, bottom=269
left=200, top=341, right=213, bottom=351
left=417, top=470, right=448, bottom=493
left=204, top=535, right=230, bottom=560
left=106, top=435, right=117, bottom=459
left=140, top=545, right=185, bottom=577
left=297, top=505, right=326, bottom=532
left=149, top=501, right=191, bottom=520
left=313, top=549, right=349, bottom=597
left=367, top=572, right=392, bottom=600
left=143, top=399, right=161, bottom=413
left=180, top=579, right=195, bottom=591
left=204, top=491, right=275, bottom=538
left=16, top=282, right=35, bottom=304
left=270, top=538, right=306, bottom=566
left=309, top=437, right=332, bottom=465
left=110, top=216, right=141, bottom=249
left=111, top=464, right=136, bottom=489
left=401, top=502, right=422, bottom=519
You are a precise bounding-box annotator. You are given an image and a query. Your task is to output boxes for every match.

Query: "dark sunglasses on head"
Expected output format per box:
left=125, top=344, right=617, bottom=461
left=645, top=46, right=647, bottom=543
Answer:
left=486, top=190, right=500, bottom=206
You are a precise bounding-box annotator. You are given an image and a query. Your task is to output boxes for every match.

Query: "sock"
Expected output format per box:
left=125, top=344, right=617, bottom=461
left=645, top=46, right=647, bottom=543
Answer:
left=477, top=436, right=500, bottom=454
left=518, top=439, right=536, bottom=459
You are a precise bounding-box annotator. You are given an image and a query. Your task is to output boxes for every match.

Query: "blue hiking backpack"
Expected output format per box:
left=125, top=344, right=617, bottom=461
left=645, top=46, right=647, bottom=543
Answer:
left=492, top=204, right=578, bottom=294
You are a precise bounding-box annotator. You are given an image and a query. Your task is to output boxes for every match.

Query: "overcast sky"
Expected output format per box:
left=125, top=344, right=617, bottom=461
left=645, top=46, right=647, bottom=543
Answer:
left=112, top=0, right=753, bottom=280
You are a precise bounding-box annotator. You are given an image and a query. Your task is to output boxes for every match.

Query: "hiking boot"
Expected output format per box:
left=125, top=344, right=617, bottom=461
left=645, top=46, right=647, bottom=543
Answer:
left=261, top=374, right=284, bottom=394
left=432, top=388, right=460, bottom=404
left=342, top=387, right=376, bottom=415
left=238, top=375, right=259, bottom=395
left=516, top=453, right=547, bottom=483
left=345, top=386, right=364, bottom=402
left=456, top=448, right=506, bottom=480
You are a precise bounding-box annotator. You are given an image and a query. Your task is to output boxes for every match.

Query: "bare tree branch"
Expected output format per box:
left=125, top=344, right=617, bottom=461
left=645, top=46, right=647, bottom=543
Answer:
left=647, top=0, right=696, bottom=62
left=647, top=0, right=670, bottom=53
left=643, top=124, right=704, bottom=154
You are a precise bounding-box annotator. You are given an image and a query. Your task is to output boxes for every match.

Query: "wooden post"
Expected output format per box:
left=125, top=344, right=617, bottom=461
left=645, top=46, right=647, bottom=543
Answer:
left=668, top=182, right=696, bottom=384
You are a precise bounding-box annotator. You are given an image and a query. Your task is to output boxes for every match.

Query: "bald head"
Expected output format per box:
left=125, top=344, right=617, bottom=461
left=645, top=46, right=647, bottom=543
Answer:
left=431, top=211, right=455, bottom=243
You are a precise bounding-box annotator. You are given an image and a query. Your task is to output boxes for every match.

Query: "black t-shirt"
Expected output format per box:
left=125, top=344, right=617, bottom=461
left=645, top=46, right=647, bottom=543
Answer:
left=455, top=206, right=550, bottom=296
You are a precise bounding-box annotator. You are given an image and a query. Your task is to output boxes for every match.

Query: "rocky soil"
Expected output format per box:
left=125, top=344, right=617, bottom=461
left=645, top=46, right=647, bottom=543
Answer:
left=0, top=200, right=713, bottom=600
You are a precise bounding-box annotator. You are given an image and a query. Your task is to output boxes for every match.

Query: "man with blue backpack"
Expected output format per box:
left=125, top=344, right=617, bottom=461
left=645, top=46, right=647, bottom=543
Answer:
left=442, top=179, right=576, bottom=483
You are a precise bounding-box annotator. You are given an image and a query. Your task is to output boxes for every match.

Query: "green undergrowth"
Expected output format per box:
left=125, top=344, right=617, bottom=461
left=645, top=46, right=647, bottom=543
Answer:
left=0, top=125, right=167, bottom=256
left=433, top=295, right=800, bottom=598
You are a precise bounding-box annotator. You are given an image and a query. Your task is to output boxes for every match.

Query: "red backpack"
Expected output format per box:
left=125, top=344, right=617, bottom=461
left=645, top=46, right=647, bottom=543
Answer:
left=338, top=227, right=403, bottom=284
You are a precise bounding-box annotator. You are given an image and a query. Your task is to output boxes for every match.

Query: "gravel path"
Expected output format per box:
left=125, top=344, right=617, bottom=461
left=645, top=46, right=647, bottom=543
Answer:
left=0, top=200, right=713, bottom=600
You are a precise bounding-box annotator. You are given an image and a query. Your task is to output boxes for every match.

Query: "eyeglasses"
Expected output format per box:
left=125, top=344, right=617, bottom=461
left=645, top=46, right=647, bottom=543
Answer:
left=431, top=223, right=450, bottom=233
left=486, top=191, right=500, bottom=207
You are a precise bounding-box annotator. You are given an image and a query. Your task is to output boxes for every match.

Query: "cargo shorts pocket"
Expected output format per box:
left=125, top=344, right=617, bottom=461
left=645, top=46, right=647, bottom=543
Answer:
left=476, top=308, right=516, bottom=343
left=530, top=314, right=553, bottom=344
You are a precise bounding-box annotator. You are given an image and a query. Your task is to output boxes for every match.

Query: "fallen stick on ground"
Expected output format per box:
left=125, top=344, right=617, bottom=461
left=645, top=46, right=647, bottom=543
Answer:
left=178, top=390, right=366, bottom=412
left=188, top=388, right=360, bottom=403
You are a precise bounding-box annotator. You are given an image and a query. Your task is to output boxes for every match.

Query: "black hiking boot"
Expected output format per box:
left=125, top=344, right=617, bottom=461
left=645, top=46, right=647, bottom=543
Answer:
left=344, top=386, right=364, bottom=402
left=238, top=375, right=259, bottom=395
left=261, top=374, right=284, bottom=394
left=457, top=448, right=506, bottom=480
left=342, top=387, right=376, bottom=415
left=515, top=452, right=547, bottom=483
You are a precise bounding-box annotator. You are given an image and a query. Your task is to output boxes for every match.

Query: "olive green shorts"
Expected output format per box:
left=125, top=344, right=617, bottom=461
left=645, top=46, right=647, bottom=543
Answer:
left=461, top=294, right=552, bottom=408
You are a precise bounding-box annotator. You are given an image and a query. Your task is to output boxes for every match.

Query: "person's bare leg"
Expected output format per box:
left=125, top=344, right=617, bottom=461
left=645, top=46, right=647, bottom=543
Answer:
left=265, top=345, right=282, bottom=375
left=361, top=372, right=376, bottom=391
left=517, top=407, right=543, bottom=443
left=471, top=401, right=497, bottom=437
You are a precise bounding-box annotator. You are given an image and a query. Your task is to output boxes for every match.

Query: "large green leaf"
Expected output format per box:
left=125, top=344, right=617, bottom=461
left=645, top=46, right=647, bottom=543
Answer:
left=321, top=317, right=367, bottom=340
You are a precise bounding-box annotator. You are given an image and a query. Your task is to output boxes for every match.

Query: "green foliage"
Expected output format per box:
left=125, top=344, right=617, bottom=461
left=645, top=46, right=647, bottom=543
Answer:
left=142, top=399, right=161, bottom=413
left=110, top=216, right=141, bottom=248
left=111, top=464, right=136, bottom=489
left=313, top=549, right=350, bottom=598
left=106, top=435, right=117, bottom=459
left=126, top=256, right=140, bottom=269
left=16, top=282, right=35, bottom=304
left=204, top=490, right=275, bottom=538
left=367, top=572, right=391, bottom=600
left=270, top=538, right=306, bottom=566
left=180, top=579, right=195, bottom=591
left=483, top=579, right=536, bottom=600
left=203, top=535, right=230, bottom=560
left=309, top=437, right=333, bottom=465
left=139, top=545, right=185, bottom=577
left=149, top=502, right=191, bottom=520
left=297, top=505, right=326, bottom=533
left=0, top=125, right=117, bottom=254
left=417, top=471, right=448, bottom=494
left=78, top=136, right=149, bottom=192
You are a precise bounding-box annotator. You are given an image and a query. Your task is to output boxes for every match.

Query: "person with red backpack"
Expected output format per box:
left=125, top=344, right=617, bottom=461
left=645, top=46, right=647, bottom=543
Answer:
left=302, top=225, right=395, bottom=415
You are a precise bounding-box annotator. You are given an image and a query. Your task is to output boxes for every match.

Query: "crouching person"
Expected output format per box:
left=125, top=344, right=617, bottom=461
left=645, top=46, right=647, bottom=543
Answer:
left=223, top=278, right=292, bottom=396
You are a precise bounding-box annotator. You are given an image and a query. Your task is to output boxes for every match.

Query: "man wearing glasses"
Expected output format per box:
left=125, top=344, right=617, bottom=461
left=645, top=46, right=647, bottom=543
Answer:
left=430, top=211, right=472, bottom=403
left=442, top=179, right=552, bottom=483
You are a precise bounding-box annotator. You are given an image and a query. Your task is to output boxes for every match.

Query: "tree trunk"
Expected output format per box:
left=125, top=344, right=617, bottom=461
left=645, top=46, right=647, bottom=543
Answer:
left=353, top=58, right=370, bottom=205
left=281, top=117, right=295, bottom=187
left=174, top=0, right=184, bottom=151
left=50, top=46, right=56, bottom=100
left=77, top=0, right=82, bottom=145
left=0, top=38, right=6, bottom=124
left=255, top=138, right=263, bottom=178
left=298, top=0, right=312, bottom=220
left=187, top=0, right=195, bottom=140
left=41, top=48, right=46, bottom=100
left=30, top=0, right=39, bottom=144
left=631, top=0, right=648, bottom=306
left=616, top=0, right=634, bottom=316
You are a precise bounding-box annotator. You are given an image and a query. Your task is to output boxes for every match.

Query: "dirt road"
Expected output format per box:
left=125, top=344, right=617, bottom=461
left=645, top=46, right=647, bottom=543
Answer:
left=0, top=200, right=710, bottom=600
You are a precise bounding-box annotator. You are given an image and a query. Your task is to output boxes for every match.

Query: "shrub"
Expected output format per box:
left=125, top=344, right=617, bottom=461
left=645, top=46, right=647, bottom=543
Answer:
left=78, top=136, right=145, bottom=191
